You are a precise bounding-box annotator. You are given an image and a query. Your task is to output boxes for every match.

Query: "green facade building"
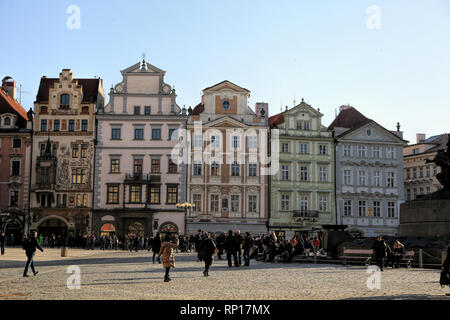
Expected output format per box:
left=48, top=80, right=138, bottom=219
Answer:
left=268, top=100, right=336, bottom=239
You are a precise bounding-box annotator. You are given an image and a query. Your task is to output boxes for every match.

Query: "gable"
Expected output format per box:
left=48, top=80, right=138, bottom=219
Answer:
left=203, top=80, right=250, bottom=94
left=204, top=116, right=249, bottom=129
left=339, top=121, right=405, bottom=144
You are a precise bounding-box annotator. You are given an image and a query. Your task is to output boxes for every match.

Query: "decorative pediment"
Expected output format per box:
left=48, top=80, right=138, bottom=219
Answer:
left=203, top=80, right=250, bottom=94
left=120, top=60, right=166, bottom=75
left=204, top=116, right=250, bottom=129
left=340, top=121, right=405, bottom=144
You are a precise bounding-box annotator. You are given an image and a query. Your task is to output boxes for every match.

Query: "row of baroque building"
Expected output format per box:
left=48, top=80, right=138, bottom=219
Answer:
left=0, top=59, right=447, bottom=242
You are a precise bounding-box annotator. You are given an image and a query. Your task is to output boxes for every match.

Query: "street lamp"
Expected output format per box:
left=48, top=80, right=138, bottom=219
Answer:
left=176, top=202, right=195, bottom=235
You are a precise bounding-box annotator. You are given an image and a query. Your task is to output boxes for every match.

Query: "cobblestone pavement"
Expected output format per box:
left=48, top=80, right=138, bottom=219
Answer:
left=0, top=248, right=449, bottom=300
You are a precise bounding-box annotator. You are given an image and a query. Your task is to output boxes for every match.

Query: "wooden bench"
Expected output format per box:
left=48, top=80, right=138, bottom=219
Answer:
left=340, top=248, right=373, bottom=266
left=390, top=250, right=414, bottom=269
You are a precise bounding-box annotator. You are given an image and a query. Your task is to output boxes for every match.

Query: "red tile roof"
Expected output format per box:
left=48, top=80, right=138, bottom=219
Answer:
left=35, top=78, right=101, bottom=103
left=0, top=88, right=28, bottom=120
left=426, top=134, right=449, bottom=153
left=191, top=103, right=204, bottom=115
left=328, top=106, right=370, bottom=131
left=269, top=113, right=284, bottom=127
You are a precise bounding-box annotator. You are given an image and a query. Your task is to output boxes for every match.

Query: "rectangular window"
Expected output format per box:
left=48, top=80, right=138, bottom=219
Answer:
left=300, top=166, right=308, bottom=181
left=248, top=195, right=257, bottom=213
left=134, top=106, right=140, bottom=115
left=151, top=159, right=160, bottom=173
left=300, top=196, right=308, bottom=212
left=134, top=128, right=144, bottom=140
left=248, top=136, right=257, bottom=149
left=426, top=187, right=431, bottom=194
left=169, top=128, right=177, bottom=141
left=319, top=144, right=327, bottom=155
left=110, top=159, right=120, bottom=173
left=231, top=195, right=240, bottom=212
left=344, top=170, right=351, bottom=185
left=210, top=194, right=219, bottom=212
left=373, top=201, right=381, bottom=217
left=81, top=120, right=88, bottom=132
left=281, top=164, right=289, bottom=181
left=9, top=190, right=19, bottom=207
left=72, top=168, right=86, bottom=184
left=407, top=189, right=411, bottom=201
left=68, top=120, right=75, bottom=132
left=319, top=166, right=328, bottom=182
left=387, top=172, right=395, bottom=188
left=193, top=134, right=203, bottom=148
left=76, top=194, right=82, bottom=207
left=358, top=171, right=366, bottom=186
left=134, top=159, right=143, bottom=176
left=41, top=119, right=47, bottom=132
left=144, top=106, right=151, bottom=115
left=211, top=162, right=219, bottom=176
left=281, top=143, right=289, bottom=153
left=83, top=194, right=88, bottom=207
left=168, top=158, right=177, bottom=173
left=343, top=145, right=351, bottom=157
left=358, top=201, right=367, bottom=217
left=372, top=146, right=380, bottom=159
left=357, top=145, right=367, bottom=158
left=419, top=167, right=423, bottom=178
left=152, top=128, right=161, bottom=140
left=12, top=138, right=21, bottom=149
left=193, top=194, right=201, bottom=212
left=193, top=161, right=202, bottom=176
left=53, top=120, right=60, bottom=132
left=426, top=166, right=430, bottom=177
left=344, top=200, right=352, bottom=216
left=167, top=186, right=178, bottom=204
left=111, top=128, right=121, bottom=140
left=80, top=144, right=88, bottom=158
left=72, top=144, right=79, bottom=158
left=387, top=201, right=396, bottom=218
left=386, top=147, right=395, bottom=159
left=11, top=161, right=20, bottom=176
left=231, top=162, right=240, bottom=176
left=300, top=143, right=308, bottom=154
left=319, top=195, right=328, bottom=212
left=130, top=185, right=142, bottom=203
left=150, top=186, right=160, bottom=204
left=281, top=194, right=290, bottom=211
left=232, top=136, right=240, bottom=148
left=373, top=171, right=381, bottom=187
left=296, top=120, right=302, bottom=130
left=210, top=135, right=220, bottom=148
left=248, top=163, right=257, bottom=177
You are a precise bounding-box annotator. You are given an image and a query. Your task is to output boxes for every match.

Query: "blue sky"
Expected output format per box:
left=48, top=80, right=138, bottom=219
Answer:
left=1, top=0, right=449, bottom=144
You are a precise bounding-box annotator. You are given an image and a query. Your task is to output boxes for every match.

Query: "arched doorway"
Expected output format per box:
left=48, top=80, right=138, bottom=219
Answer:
left=38, top=217, right=68, bottom=240
left=4, top=221, right=23, bottom=246
left=100, top=223, right=116, bottom=237
left=159, top=222, right=179, bottom=237
left=127, top=222, right=144, bottom=237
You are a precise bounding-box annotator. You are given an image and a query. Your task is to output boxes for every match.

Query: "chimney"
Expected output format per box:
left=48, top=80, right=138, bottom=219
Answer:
left=416, top=133, right=426, bottom=144
left=1, top=76, right=17, bottom=100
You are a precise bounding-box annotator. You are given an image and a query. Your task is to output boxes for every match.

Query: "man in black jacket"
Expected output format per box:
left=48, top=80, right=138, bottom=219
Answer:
left=242, top=232, right=254, bottom=266
left=371, top=236, right=387, bottom=271
left=235, top=230, right=244, bottom=266
left=0, top=232, right=6, bottom=255
left=23, top=231, right=44, bottom=277
left=198, top=233, right=217, bottom=277
left=225, top=230, right=239, bottom=267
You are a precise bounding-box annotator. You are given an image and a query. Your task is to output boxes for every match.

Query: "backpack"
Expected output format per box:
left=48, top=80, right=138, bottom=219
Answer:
left=22, top=237, right=31, bottom=251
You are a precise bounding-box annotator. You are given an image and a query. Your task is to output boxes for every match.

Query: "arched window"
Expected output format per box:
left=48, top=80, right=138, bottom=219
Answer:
left=4, top=117, right=11, bottom=126
left=60, top=94, right=70, bottom=109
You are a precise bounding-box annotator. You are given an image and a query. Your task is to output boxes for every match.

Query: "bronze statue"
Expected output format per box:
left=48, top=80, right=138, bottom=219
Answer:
left=423, top=134, right=450, bottom=199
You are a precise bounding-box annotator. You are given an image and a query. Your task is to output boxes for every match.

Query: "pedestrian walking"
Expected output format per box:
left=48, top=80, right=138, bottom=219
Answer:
left=235, top=230, right=244, bottom=266
left=225, top=230, right=239, bottom=267
left=371, top=236, right=387, bottom=271
left=198, top=232, right=217, bottom=277
left=23, top=231, right=44, bottom=277
left=158, top=234, right=179, bottom=282
left=152, top=232, right=162, bottom=263
left=0, top=232, right=6, bottom=255
left=440, top=246, right=450, bottom=296
left=392, top=240, right=405, bottom=268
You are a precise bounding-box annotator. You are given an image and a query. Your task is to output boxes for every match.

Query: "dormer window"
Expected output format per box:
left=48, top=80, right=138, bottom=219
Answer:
left=4, top=117, right=11, bottom=126
left=60, top=94, right=70, bottom=109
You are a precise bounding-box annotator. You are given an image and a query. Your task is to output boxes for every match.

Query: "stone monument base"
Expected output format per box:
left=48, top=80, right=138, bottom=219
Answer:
left=398, top=199, right=450, bottom=237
